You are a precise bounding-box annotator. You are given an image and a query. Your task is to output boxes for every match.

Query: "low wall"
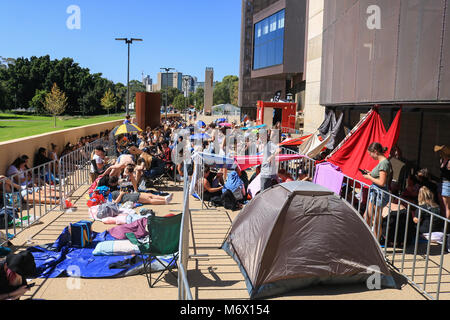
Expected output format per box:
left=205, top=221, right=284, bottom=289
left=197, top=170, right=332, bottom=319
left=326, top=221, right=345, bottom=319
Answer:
left=0, top=119, right=123, bottom=176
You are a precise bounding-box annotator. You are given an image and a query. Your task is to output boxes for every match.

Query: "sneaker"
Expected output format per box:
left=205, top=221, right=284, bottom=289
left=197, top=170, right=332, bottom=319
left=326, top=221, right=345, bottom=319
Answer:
left=165, top=194, right=174, bottom=204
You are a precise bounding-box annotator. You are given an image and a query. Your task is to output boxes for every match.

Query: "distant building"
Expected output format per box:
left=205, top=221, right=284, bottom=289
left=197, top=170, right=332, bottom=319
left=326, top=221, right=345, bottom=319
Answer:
left=204, top=67, right=214, bottom=115
left=154, top=71, right=183, bottom=91
left=142, top=74, right=153, bottom=92
left=238, top=0, right=307, bottom=121
left=182, top=75, right=197, bottom=96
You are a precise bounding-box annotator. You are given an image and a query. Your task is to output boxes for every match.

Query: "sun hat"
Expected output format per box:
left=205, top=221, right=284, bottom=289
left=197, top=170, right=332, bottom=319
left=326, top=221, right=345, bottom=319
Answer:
left=434, top=145, right=450, bottom=157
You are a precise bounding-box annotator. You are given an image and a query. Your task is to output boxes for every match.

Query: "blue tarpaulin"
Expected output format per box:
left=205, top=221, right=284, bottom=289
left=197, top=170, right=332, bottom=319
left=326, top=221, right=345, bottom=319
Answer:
left=28, top=226, right=176, bottom=278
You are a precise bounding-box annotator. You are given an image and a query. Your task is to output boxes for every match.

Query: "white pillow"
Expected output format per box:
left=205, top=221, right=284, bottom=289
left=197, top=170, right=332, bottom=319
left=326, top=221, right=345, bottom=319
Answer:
left=93, top=240, right=140, bottom=256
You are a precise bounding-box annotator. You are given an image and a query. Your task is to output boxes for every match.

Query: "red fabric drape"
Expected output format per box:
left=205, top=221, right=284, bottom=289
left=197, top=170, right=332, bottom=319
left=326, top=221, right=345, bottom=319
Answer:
left=235, top=154, right=305, bottom=171
left=279, top=134, right=312, bottom=146
left=328, top=108, right=402, bottom=185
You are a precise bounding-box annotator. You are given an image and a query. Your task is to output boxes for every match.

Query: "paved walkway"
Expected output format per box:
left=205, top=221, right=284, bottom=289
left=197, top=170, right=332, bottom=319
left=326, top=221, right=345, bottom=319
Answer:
left=5, top=179, right=431, bottom=300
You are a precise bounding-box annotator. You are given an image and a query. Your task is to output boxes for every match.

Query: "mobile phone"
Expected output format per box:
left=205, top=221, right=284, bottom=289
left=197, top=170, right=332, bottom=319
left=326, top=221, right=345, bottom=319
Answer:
left=359, top=169, right=368, bottom=175
left=26, top=282, right=35, bottom=288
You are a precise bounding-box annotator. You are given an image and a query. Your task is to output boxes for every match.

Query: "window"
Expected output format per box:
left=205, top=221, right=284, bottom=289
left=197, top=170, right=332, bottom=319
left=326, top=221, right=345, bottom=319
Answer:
left=253, top=9, right=285, bottom=70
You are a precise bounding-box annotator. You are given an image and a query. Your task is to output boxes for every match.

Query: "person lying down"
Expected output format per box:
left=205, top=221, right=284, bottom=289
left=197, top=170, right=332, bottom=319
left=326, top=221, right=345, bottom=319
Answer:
left=110, top=190, right=173, bottom=205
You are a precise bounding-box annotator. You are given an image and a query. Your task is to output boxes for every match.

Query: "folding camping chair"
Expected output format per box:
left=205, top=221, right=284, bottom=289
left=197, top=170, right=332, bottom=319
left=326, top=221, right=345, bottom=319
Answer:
left=125, top=213, right=182, bottom=288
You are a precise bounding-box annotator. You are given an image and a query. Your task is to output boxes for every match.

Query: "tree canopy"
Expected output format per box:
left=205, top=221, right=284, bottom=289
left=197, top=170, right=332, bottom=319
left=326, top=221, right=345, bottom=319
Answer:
left=213, top=75, right=239, bottom=106
left=0, top=55, right=135, bottom=115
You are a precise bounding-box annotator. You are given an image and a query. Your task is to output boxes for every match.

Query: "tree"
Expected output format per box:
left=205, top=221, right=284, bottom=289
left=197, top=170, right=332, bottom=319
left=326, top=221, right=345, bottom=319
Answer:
left=29, top=89, right=48, bottom=115
left=114, top=82, right=127, bottom=112
left=173, top=94, right=186, bottom=111
left=193, top=87, right=204, bottom=110
left=213, top=75, right=239, bottom=105
left=101, top=88, right=117, bottom=115
left=44, top=83, right=67, bottom=127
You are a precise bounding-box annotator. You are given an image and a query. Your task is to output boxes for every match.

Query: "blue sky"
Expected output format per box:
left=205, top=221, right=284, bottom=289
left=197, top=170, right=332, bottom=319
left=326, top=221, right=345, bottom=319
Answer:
left=0, top=0, right=242, bottom=84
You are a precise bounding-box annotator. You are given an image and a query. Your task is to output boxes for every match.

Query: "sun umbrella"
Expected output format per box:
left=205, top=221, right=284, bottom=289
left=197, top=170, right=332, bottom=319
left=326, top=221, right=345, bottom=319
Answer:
left=219, top=123, right=232, bottom=127
left=216, top=118, right=227, bottom=124
left=113, top=123, right=143, bottom=136
left=196, top=120, right=206, bottom=128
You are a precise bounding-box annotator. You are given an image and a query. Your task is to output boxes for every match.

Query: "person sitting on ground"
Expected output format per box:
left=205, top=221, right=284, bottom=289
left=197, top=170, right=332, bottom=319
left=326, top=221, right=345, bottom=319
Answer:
left=413, top=186, right=445, bottom=237
left=6, top=156, right=31, bottom=187
left=97, top=174, right=120, bottom=192
left=202, top=166, right=224, bottom=202
left=278, top=168, right=294, bottom=183
left=0, top=251, right=37, bottom=300
left=101, top=153, right=134, bottom=177
left=48, top=144, right=59, bottom=162
left=91, top=146, right=108, bottom=175
left=297, top=167, right=311, bottom=182
left=415, top=168, right=439, bottom=204
left=400, top=173, right=421, bottom=204
left=122, top=164, right=139, bottom=192
left=249, top=165, right=261, bottom=185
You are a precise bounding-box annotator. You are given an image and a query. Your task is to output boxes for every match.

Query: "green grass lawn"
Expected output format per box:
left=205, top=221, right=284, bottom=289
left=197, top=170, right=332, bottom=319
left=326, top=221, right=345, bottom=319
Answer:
left=0, top=113, right=126, bottom=142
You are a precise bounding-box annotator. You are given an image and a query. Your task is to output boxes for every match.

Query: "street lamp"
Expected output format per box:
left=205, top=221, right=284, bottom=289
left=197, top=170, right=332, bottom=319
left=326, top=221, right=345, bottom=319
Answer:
left=183, top=75, right=191, bottom=122
left=160, top=67, right=175, bottom=122
left=115, top=37, right=143, bottom=116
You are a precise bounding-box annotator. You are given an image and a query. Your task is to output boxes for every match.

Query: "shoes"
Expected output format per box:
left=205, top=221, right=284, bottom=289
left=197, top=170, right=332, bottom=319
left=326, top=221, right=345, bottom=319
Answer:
left=64, top=199, right=74, bottom=209
left=165, top=194, right=174, bottom=204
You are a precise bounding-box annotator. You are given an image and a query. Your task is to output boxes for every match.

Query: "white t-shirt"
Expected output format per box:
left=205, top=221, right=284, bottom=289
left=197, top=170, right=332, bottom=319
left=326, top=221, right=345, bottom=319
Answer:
left=6, top=165, right=27, bottom=186
left=91, top=155, right=104, bottom=173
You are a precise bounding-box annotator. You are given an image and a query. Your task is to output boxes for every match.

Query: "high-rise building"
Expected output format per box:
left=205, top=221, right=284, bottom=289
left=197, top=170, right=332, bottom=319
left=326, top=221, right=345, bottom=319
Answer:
left=204, top=67, right=214, bottom=115
left=142, top=74, right=153, bottom=92
left=238, top=0, right=307, bottom=120
left=154, top=71, right=183, bottom=92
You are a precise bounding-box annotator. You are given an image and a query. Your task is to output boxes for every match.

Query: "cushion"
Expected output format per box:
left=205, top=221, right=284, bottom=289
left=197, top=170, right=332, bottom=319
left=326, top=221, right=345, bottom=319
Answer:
left=93, top=240, right=141, bottom=256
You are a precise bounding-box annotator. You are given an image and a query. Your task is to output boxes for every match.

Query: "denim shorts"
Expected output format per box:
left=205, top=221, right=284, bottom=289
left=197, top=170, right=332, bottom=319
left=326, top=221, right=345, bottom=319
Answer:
left=368, top=185, right=390, bottom=208
left=442, top=180, right=450, bottom=197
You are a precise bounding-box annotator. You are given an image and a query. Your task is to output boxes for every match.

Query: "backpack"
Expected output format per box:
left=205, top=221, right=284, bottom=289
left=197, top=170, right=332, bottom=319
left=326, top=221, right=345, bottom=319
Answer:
left=70, top=220, right=93, bottom=248
left=221, top=189, right=239, bottom=211
left=209, top=195, right=224, bottom=208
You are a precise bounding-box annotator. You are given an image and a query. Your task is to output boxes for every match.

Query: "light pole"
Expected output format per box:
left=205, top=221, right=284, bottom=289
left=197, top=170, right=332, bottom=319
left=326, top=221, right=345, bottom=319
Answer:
left=115, top=38, right=143, bottom=116
left=160, top=67, right=175, bottom=122
left=183, top=75, right=191, bottom=122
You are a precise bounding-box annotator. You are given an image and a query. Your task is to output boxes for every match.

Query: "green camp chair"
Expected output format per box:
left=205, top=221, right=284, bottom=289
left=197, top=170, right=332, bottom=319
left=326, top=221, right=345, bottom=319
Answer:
left=126, top=214, right=182, bottom=288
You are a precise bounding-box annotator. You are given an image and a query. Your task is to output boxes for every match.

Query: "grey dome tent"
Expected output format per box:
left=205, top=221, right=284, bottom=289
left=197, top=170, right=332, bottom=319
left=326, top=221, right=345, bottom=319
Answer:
left=222, top=181, right=396, bottom=299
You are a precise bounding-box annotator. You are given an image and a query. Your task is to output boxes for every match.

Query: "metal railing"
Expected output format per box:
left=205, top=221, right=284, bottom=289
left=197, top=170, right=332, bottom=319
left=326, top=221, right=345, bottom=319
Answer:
left=0, top=137, right=114, bottom=247
left=338, top=174, right=450, bottom=300
left=279, top=146, right=450, bottom=300
left=279, top=147, right=316, bottom=180
left=178, top=160, right=193, bottom=300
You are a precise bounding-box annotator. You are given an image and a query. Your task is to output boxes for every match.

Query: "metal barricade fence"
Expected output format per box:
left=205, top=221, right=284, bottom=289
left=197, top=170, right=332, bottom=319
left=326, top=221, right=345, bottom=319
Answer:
left=279, top=147, right=316, bottom=180
left=339, top=174, right=450, bottom=300
left=0, top=137, right=113, bottom=248
left=279, top=147, right=450, bottom=300
left=178, top=160, right=193, bottom=300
